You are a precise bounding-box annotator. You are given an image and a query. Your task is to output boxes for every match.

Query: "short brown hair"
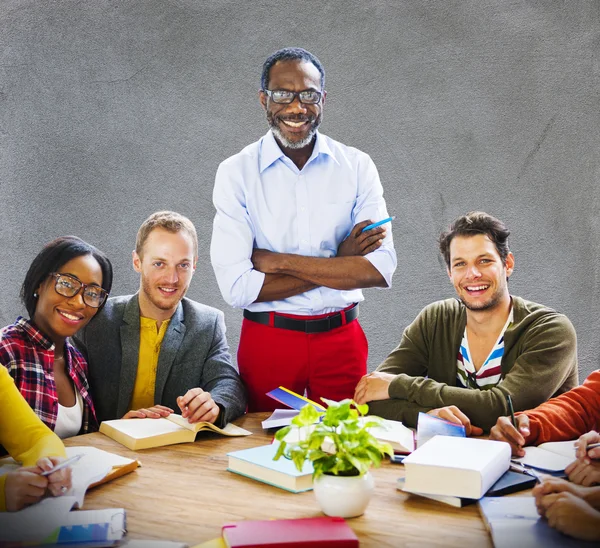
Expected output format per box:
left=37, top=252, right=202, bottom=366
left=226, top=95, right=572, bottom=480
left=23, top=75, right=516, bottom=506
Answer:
left=439, top=211, right=510, bottom=269
left=136, top=211, right=198, bottom=260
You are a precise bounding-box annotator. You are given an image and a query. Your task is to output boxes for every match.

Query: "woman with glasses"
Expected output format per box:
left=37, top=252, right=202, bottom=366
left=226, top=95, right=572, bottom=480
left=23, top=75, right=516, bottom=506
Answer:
left=0, top=236, right=112, bottom=438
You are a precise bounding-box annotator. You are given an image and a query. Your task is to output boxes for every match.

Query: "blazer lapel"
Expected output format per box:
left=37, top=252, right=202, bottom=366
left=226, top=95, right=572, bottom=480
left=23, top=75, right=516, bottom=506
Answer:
left=117, top=294, right=142, bottom=418
left=155, top=302, right=186, bottom=404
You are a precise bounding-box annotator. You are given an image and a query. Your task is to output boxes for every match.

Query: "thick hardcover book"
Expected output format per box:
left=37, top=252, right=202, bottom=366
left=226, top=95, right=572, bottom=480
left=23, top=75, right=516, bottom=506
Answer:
left=221, top=516, right=359, bottom=547
left=402, top=435, right=511, bottom=499
left=227, top=443, right=313, bottom=493
left=99, top=414, right=251, bottom=451
left=398, top=470, right=536, bottom=508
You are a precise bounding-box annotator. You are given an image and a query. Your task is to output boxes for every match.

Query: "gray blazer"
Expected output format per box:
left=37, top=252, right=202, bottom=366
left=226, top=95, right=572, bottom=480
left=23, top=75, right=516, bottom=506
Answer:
left=74, top=294, right=246, bottom=426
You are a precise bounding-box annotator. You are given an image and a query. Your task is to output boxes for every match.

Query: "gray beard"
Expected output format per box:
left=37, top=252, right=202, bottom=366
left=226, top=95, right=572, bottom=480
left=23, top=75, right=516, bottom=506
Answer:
left=271, top=123, right=318, bottom=149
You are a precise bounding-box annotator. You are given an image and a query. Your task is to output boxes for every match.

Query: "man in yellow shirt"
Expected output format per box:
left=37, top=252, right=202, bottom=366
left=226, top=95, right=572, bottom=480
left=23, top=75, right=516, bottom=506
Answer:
left=75, top=211, right=246, bottom=427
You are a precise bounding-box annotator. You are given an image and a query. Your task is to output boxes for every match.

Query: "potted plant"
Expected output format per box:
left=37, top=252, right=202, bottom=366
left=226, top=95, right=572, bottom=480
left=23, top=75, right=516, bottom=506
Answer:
left=274, top=399, right=393, bottom=518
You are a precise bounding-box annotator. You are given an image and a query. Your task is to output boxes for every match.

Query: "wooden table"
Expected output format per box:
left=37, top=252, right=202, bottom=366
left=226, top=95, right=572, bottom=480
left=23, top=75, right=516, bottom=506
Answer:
left=65, top=414, right=493, bottom=547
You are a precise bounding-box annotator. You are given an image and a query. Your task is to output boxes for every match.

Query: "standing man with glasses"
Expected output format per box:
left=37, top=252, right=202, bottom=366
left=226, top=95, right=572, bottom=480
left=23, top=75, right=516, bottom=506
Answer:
left=211, top=48, right=396, bottom=412
left=75, top=211, right=246, bottom=426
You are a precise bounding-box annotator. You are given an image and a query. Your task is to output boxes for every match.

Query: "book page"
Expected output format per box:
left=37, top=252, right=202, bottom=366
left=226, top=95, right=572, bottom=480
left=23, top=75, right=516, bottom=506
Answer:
left=167, top=414, right=251, bottom=436
left=106, top=417, right=186, bottom=438
left=166, top=413, right=200, bottom=431
left=538, top=440, right=577, bottom=459
left=64, top=447, right=112, bottom=508
left=368, top=418, right=415, bottom=453
left=514, top=446, right=573, bottom=472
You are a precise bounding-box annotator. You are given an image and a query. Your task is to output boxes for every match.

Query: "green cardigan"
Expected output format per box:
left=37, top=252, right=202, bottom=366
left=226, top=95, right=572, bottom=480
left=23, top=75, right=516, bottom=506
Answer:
left=368, top=296, right=579, bottom=431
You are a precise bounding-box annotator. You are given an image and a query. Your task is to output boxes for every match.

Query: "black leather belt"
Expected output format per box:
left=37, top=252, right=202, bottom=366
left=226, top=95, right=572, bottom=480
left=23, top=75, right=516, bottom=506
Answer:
left=243, top=304, right=359, bottom=334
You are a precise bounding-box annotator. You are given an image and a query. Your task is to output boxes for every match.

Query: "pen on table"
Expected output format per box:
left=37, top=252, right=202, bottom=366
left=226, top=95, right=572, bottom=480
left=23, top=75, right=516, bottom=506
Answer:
left=41, top=453, right=83, bottom=476
left=361, top=216, right=395, bottom=233
left=509, top=461, right=543, bottom=483
left=506, top=394, right=517, bottom=428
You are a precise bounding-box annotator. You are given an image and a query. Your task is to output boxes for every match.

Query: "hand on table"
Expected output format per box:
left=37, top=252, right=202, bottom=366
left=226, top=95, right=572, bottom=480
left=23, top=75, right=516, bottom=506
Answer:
left=535, top=486, right=600, bottom=542
left=565, top=458, right=600, bottom=487
left=426, top=405, right=483, bottom=436
left=489, top=414, right=530, bottom=456
left=337, top=220, right=386, bottom=257
left=123, top=404, right=174, bottom=419
left=353, top=372, right=395, bottom=404
left=178, top=387, right=220, bottom=424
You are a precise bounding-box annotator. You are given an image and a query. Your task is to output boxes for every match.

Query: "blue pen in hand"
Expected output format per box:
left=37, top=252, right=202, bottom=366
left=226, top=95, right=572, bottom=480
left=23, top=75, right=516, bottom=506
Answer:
left=361, top=216, right=395, bottom=233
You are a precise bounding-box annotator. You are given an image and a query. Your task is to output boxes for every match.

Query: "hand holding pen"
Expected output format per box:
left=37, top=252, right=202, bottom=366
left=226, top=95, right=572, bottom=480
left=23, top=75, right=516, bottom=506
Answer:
left=338, top=218, right=391, bottom=257
left=575, top=431, right=600, bottom=462
left=489, top=394, right=530, bottom=457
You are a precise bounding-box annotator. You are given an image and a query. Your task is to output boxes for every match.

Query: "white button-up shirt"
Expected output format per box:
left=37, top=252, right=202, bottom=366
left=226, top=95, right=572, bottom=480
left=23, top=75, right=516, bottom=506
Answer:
left=210, top=131, right=397, bottom=315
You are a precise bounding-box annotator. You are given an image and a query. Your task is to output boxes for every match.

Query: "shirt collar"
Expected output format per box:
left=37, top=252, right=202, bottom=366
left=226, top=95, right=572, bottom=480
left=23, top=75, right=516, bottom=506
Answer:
left=16, top=316, right=55, bottom=350
left=259, top=130, right=338, bottom=173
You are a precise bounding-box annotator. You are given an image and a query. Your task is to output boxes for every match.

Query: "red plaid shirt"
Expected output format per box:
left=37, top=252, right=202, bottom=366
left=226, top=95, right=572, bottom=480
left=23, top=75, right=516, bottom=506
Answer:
left=0, top=317, right=97, bottom=434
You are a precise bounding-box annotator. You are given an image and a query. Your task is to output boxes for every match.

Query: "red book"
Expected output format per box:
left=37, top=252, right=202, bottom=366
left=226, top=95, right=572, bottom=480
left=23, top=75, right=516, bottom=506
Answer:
left=221, top=516, right=359, bottom=547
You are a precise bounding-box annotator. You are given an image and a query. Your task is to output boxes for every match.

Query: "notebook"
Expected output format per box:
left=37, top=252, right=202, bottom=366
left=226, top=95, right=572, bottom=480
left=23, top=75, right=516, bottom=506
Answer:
left=221, top=516, right=359, bottom=547
left=99, top=414, right=251, bottom=450
left=512, top=440, right=576, bottom=473
left=227, top=443, right=313, bottom=493
left=402, top=435, right=511, bottom=499
left=479, top=496, right=596, bottom=547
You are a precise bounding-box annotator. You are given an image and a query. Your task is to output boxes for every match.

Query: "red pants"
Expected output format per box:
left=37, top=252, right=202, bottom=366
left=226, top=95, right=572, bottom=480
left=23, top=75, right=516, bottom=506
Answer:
left=237, top=310, right=368, bottom=412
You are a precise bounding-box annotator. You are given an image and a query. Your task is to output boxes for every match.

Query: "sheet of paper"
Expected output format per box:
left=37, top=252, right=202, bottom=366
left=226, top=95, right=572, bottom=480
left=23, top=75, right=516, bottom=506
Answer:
left=261, top=409, right=300, bottom=429
left=0, top=495, right=77, bottom=542
left=65, top=446, right=113, bottom=508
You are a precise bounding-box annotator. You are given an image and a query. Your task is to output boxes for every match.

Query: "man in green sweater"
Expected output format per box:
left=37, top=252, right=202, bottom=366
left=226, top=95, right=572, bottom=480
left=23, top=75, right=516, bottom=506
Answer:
left=354, top=211, right=578, bottom=433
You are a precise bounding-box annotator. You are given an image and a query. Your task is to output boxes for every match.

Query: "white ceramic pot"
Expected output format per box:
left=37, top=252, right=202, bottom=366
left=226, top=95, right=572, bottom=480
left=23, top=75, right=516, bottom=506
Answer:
left=313, top=471, right=375, bottom=518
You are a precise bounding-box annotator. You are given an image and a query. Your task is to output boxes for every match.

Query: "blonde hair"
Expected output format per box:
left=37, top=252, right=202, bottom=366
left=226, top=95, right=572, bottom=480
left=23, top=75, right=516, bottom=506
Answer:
left=136, top=211, right=198, bottom=260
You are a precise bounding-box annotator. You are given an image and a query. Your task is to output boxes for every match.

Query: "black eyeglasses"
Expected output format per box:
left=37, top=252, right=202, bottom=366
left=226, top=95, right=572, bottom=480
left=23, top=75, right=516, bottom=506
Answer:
left=264, top=89, right=323, bottom=105
left=50, top=273, right=108, bottom=308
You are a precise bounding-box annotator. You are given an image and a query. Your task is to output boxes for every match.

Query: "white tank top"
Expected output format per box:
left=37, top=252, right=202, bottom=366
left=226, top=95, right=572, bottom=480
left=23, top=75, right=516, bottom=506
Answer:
left=54, top=389, right=84, bottom=439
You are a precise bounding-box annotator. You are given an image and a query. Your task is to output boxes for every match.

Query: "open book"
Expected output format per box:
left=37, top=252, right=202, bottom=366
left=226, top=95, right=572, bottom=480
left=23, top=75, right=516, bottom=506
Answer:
left=512, top=440, right=576, bottom=473
left=99, top=413, right=251, bottom=450
left=0, top=446, right=139, bottom=509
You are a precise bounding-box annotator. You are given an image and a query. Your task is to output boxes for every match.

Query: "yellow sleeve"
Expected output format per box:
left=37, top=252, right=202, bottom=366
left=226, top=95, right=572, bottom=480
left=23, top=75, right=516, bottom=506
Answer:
left=0, top=366, right=66, bottom=511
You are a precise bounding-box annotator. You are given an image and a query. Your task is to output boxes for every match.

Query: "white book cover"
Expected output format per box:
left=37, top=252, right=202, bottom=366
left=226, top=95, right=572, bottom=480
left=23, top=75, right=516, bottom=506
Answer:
left=403, top=435, right=511, bottom=499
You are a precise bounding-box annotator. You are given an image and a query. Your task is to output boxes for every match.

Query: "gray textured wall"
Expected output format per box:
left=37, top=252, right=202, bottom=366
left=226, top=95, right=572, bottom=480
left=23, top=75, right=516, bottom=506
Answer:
left=1, top=1, right=598, bottom=378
